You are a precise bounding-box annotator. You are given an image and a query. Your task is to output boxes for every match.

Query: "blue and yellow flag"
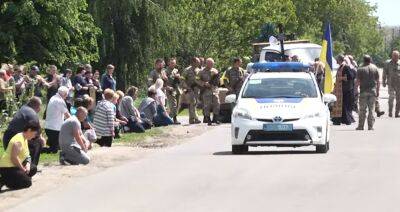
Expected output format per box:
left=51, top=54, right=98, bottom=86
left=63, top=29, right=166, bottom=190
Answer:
left=320, top=23, right=334, bottom=94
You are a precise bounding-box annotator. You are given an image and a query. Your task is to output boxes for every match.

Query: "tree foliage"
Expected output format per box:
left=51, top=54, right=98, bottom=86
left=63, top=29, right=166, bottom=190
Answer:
left=0, top=0, right=100, bottom=66
left=292, top=0, right=384, bottom=61
left=88, top=0, right=170, bottom=88
left=165, top=0, right=297, bottom=68
left=0, top=0, right=387, bottom=89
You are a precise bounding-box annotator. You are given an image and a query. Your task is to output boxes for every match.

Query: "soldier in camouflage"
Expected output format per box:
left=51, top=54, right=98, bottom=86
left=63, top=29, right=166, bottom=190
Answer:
left=194, top=57, right=205, bottom=109
left=23, top=66, right=45, bottom=99
left=165, top=58, right=181, bottom=124
left=356, top=55, right=380, bottom=131
left=383, top=50, right=400, bottom=117
left=147, top=58, right=168, bottom=87
left=196, top=58, right=220, bottom=126
left=182, top=57, right=201, bottom=124
left=224, top=57, right=245, bottom=96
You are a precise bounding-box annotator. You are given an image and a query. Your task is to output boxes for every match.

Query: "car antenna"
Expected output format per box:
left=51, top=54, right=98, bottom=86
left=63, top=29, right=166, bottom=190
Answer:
left=278, top=23, right=285, bottom=61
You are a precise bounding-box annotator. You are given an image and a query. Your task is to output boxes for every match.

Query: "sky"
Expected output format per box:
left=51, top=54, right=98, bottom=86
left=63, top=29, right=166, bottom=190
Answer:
left=367, top=0, right=399, bottom=26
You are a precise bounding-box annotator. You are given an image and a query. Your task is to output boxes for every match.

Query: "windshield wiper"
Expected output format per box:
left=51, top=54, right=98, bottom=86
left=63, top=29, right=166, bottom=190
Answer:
left=242, top=96, right=259, bottom=98
left=268, top=95, right=303, bottom=98
left=242, top=95, right=304, bottom=98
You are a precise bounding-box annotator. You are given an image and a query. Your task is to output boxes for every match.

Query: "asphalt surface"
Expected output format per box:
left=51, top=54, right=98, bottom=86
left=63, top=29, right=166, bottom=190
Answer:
left=8, top=88, right=400, bottom=212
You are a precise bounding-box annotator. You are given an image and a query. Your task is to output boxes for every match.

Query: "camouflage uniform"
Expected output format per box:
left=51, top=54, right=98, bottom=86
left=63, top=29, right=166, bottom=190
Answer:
left=356, top=64, right=380, bottom=130
left=383, top=59, right=399, bottom=115
left=147, top=69, right=167, bottom=87
left=182, top=66, right=200, bottom=123
left=165, top=67, right=181, bottom=119
left=224, top=67, right=245, bottom=96
left=196, top=68, right=220, bottom=124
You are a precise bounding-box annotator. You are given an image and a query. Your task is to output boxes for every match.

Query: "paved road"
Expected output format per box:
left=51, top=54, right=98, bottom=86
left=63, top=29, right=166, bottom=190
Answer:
left=9, top=93, right=400, bottom=212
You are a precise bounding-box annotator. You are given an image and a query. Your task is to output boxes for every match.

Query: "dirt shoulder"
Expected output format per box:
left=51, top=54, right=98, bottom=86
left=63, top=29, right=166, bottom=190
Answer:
left=0, top=123, right=211, bottom=211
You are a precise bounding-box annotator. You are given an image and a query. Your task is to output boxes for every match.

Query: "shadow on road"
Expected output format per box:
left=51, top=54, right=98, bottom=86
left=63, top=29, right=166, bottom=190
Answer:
left=333, top=129, right=358, bottom=132
left=213, top=150, right=318, bottom=156
left=0, top=188, right=14, bottom=194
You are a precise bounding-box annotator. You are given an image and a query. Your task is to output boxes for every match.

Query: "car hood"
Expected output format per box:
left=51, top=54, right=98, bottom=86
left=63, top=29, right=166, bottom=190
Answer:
left=236, top=98, right=324, bottom=119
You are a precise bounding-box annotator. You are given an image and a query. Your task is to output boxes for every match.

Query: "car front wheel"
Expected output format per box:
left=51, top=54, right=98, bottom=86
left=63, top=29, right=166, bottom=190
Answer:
left=232, top=145, right=248, bottom=154
left=316, top=142, right=329, bottom=153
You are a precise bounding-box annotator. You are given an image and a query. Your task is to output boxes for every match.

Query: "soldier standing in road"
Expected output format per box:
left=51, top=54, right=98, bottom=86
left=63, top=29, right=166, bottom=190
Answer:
left=165, top=58, right=181, bottom=125
left=225, top=57, right=245, bottom=96
left=197, top=58, right=220, bottom=126
left=182, top=57, right=201, bottom=124
left=356, top=55, right=380, bottom=131
left=195, top=57, right=205, bottom=110
left=147, top=59, right=168, bottom=87
left=383, top=50, right=399, bottom=117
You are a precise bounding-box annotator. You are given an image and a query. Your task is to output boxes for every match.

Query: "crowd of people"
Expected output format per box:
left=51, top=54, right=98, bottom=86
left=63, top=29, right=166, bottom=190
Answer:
left=313, top=51, right=400, bottom=131
left=0, top=56, right=246, bottom=191
left=0, top=50, right=396, bottom=191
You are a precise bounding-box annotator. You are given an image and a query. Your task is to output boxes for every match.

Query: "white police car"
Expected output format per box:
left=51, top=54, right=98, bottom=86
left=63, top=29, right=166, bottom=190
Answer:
left=228, top=62, right=336, bottom=154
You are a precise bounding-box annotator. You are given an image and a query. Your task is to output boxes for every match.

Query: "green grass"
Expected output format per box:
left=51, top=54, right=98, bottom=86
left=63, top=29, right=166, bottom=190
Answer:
left=177, top=108, right=203, bottom=117
left=0, top=143, right=4, bottom=159
left=114, top=127, right=164, bottom=144
left=40, top=152, right=60, bottom=165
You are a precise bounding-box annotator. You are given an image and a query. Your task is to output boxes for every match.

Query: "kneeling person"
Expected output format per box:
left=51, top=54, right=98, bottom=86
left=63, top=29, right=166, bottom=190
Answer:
left=0, top=121, right=40, bottom=191
left=59, top=107, right=90, bottom=165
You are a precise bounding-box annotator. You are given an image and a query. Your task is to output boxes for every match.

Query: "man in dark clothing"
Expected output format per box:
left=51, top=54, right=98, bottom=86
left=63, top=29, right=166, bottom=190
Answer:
left=73, top=66, right=89, bottom=98
left=101, top=64, right=116, bottom=91
left=2, top=97, right=45, bottom=165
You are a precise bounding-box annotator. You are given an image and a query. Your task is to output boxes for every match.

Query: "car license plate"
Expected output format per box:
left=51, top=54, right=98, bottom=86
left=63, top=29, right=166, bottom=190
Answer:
left=263, top=124, right=293, bottom=132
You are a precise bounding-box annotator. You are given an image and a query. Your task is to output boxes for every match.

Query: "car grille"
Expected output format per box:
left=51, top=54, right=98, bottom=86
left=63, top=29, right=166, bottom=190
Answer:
left=256, top=118, right=300, bottom=123
left=245, top=130, right=310, bottom=142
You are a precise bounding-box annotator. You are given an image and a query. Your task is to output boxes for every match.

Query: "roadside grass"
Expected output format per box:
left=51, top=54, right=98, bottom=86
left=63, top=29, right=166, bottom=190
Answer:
left=177, top=108, right=203, bottom=117
left=0, top=127, right=165, bottom=165
left=114, top=127, right=164, bottom=145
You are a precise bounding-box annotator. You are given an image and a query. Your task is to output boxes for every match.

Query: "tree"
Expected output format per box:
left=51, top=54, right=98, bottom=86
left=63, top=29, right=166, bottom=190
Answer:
left=292, top=0, right=385, bottom=63
left=166, top=0, right=298, bottom=68
left=0, top=0, right=100, bottom=66
left=88, top=0, right=171, bottom=89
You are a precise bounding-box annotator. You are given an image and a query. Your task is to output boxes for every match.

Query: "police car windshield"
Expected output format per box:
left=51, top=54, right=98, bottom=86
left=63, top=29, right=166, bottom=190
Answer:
left=242, top=78, right=318, bottom=98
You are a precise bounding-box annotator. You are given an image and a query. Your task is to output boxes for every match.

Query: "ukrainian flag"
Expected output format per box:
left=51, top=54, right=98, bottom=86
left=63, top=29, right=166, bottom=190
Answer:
left=320, top=23, right=334, bottom=94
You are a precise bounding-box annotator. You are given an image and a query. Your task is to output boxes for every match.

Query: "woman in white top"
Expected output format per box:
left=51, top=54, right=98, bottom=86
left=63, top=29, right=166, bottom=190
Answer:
left=151, top=79, right=174, bottom=126
left=154, top=79, right=166, bottom=108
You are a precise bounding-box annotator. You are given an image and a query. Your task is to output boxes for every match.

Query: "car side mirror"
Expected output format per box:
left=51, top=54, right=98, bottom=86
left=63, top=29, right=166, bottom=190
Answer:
left=225, top=94, right=237, bottom=104
left=323, top=94, right=337, bottom=104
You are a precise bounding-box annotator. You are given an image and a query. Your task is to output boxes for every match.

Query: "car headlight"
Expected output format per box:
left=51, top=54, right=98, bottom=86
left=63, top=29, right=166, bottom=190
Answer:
left=302, top=112, right=322, bottom=119
left=233, top=108, right=252, bottom=120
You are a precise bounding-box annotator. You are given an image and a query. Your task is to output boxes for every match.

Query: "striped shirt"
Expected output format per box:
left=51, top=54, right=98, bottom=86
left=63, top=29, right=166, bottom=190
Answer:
left=93, top=100, right=115, bottom=137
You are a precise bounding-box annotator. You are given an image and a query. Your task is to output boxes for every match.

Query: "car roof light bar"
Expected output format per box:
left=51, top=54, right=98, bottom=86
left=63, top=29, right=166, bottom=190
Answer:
left=251, top=62, right=310, bottom=72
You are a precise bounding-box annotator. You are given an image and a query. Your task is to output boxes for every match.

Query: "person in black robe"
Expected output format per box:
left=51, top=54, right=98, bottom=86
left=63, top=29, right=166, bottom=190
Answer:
left=340, top=58, right=356, bottom=125
left=332, top=55, right=356, bottom=125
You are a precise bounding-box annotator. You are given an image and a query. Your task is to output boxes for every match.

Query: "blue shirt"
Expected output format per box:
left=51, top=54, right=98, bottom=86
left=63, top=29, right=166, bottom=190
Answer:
left=73, top=75, right=88, bottom=97
left=101, top=74, right=116, bottom=91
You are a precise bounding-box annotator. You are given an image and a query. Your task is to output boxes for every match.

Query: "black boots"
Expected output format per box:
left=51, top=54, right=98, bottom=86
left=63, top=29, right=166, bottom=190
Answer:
left=212, top=115, right=220, bottom=125
left=203, top=116, right=212, bottom=126
left=377, top=111, right=385, bottom=117
left=173, top=116, right=181, bottom=125
left=189, top=119, right=201, bottom=124
left=201, top=115, right=220, bottom=126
